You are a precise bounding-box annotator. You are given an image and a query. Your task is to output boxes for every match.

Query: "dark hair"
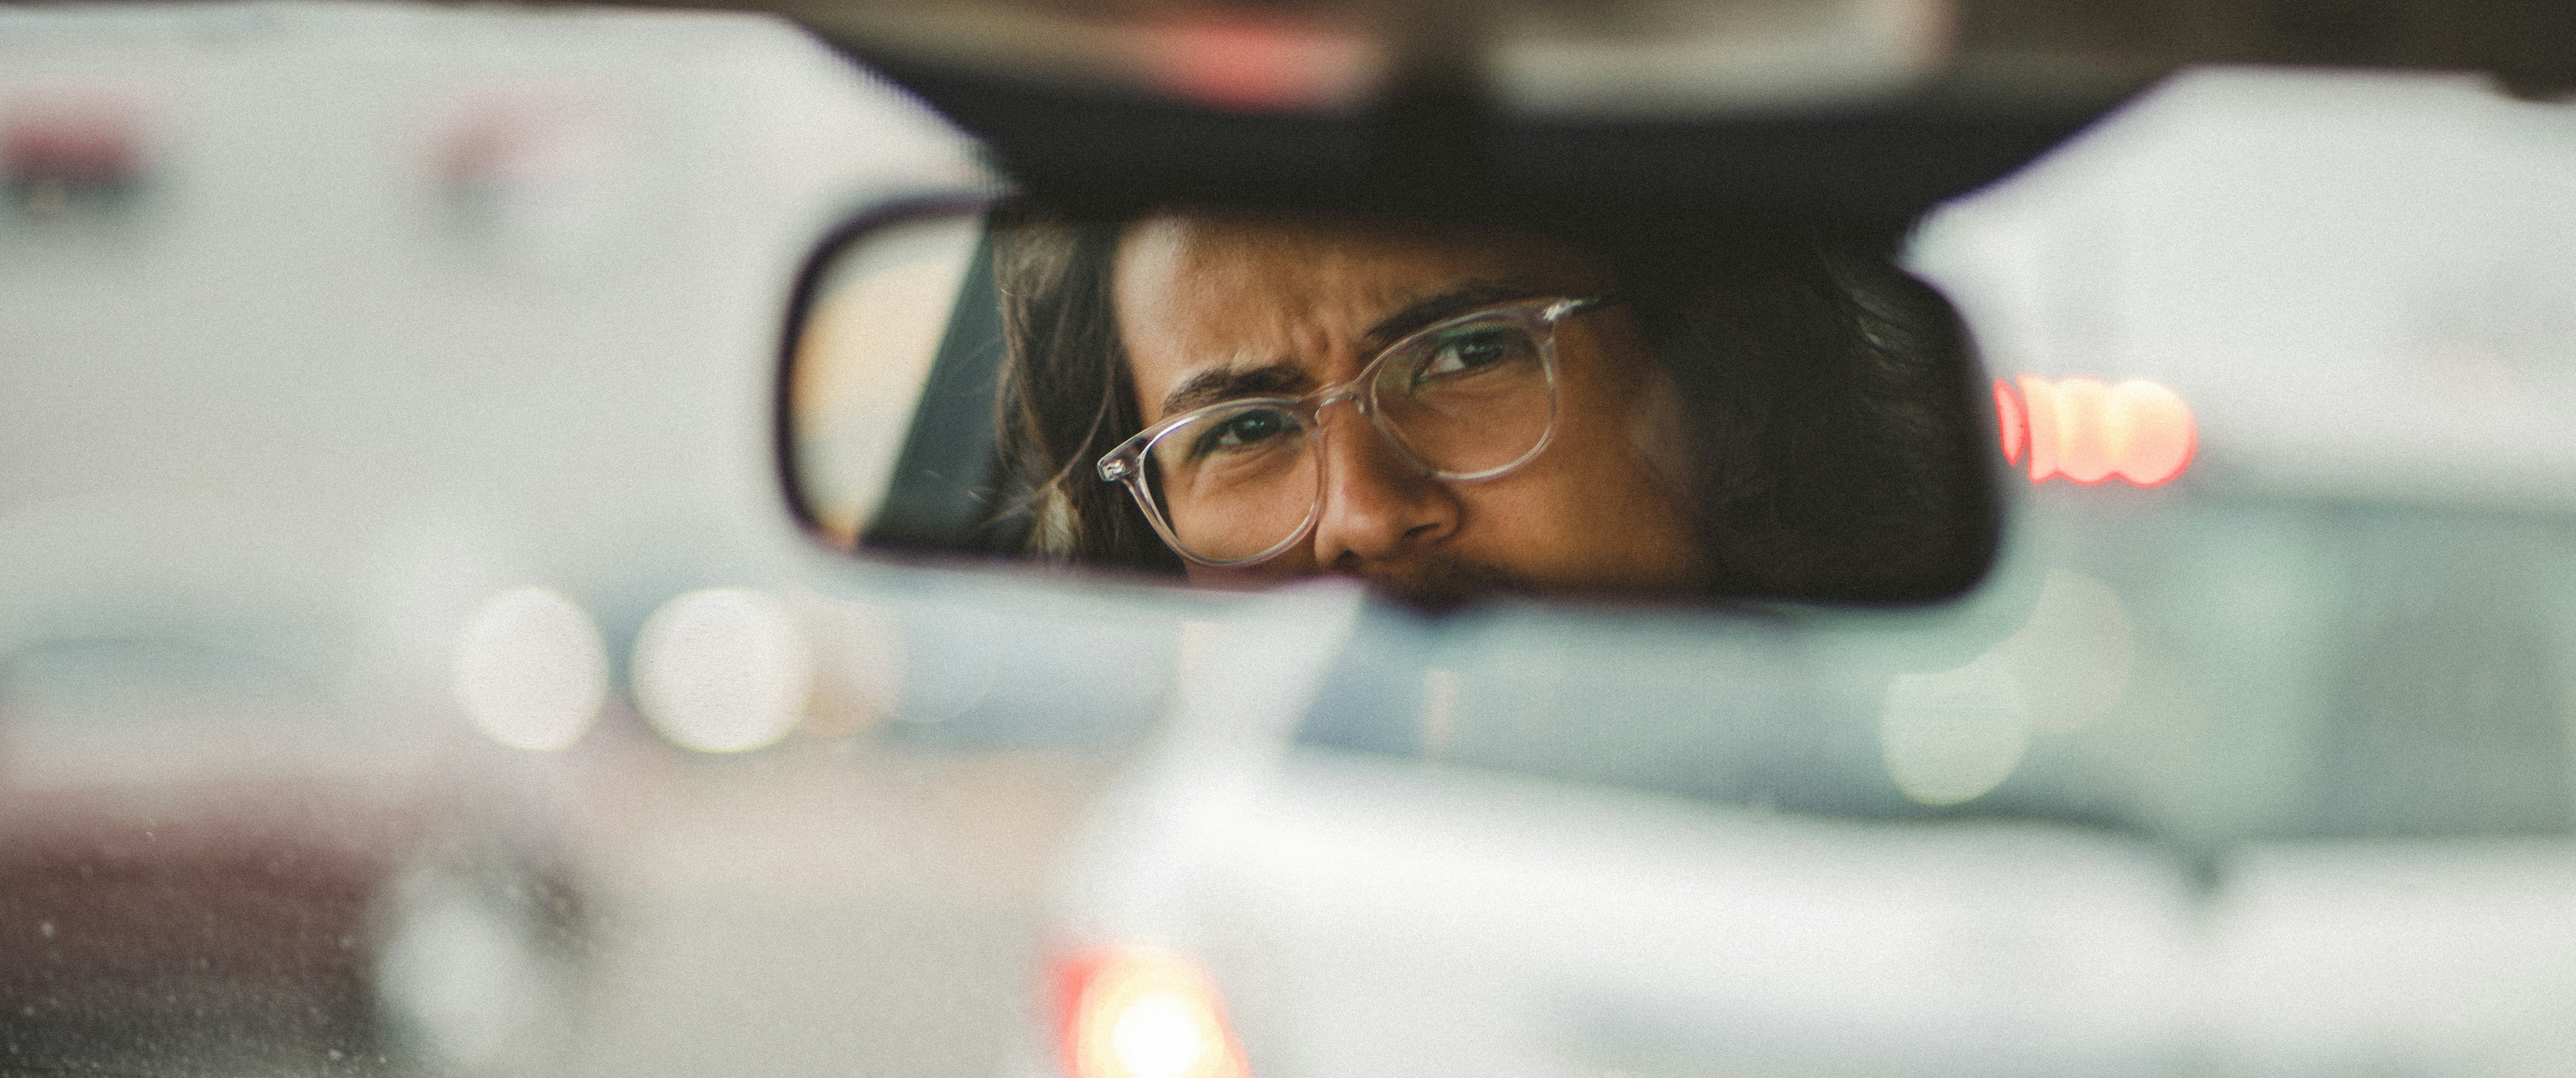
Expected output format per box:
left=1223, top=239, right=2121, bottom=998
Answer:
left=989, top=200, right=1186, bottom=574
left=989, top=199, right=1994, bottom=601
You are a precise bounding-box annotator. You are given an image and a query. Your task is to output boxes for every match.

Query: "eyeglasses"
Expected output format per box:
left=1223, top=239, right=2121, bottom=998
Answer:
left=1097, top=295, right=1614, bottom=567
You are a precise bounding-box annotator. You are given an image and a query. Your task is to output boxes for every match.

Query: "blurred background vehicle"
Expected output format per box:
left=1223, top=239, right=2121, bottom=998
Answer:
left=5, top=1, right=2575, bottom=1076
left=1027, top=71, right=2576, bottom=1078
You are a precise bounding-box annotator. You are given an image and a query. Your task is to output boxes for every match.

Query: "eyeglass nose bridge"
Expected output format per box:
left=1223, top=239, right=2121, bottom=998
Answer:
left=1306, top=383, right=1446, bottom=480
left=1308, top=382, right=1366, bottom=417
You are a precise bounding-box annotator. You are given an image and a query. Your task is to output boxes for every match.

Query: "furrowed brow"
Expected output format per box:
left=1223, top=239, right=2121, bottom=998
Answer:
left=1362, top=279, right=1554, bottom=350
left=1160, top=362, right=1313, bottom=418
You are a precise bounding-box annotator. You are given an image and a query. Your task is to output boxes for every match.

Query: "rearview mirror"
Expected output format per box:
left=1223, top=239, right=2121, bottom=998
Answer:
left=781, top=197, right=2001, bottom=608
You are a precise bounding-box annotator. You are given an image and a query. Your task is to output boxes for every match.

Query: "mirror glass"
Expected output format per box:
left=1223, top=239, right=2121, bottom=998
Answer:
left=784, top=200, right=1999, bottom=607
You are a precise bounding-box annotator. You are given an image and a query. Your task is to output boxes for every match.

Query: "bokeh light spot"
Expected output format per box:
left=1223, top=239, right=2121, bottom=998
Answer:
left=2011, top=375, right=2198, bottom=486
left=1881, top=654, right=2029, bottom=806
left=376, top=879, right=549, bottom=1069
left=630, top=588, right=812, bottom=753
left=1994, top=569, right=2136, bottom=733
left=1112, top=993, right=1209, bottom=1078
left=2048, top=377, right=2119, bottom=482
left=1994, top=379, right=2027, bottom=465
left=450, top=587, right=607, bottom=751
left=1060, top=948, right=1249, bottom=1078
left=2105, top=380, right=2196, bottom=485
left=2018, top=373, right=2061, bottom=482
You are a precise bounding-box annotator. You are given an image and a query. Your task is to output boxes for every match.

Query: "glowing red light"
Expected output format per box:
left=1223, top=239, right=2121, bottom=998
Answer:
left=2049, top=377, right=2118, bottom=482
left=1998, top=376, right=2196, bottom=486
left=2, top=94, right=145, bottom=186
left=1993, top=380, right=2027, bottom=465
left=2103, top=380, right=2196, bottom=485
left=432, top=92, right=605, bottom=189
left=1055, top=947, right=1251, bottom=1078
left=1130, top=16, right=1379, bottom=111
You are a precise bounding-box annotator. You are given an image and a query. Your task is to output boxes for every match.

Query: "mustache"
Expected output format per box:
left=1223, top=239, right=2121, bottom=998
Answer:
left=1361, top=555, right=1538, bottom=610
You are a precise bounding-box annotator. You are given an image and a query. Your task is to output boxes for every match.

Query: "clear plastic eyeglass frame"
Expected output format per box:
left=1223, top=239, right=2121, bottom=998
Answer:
left=1096, top=295, right=1614, bottom=568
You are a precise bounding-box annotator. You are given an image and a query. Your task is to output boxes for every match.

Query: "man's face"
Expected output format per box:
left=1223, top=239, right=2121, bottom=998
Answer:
left=1112, top=210, right=1709, bottom=603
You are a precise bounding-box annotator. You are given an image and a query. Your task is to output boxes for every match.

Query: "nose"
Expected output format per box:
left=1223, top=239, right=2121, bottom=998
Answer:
left=1308, top=403, right=1460, bottom=571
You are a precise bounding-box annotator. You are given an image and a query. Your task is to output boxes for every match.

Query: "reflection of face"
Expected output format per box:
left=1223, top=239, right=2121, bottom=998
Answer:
left=1113, top=211, right=1709, bottom=603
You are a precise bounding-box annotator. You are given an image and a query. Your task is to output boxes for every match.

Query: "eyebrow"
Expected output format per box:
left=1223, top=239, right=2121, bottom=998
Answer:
left=1159, top=362, right=1314, bottom=418
left=1361, top=278, right=1555, bottom=351
left=1155, top=278, right=1560, bottom=418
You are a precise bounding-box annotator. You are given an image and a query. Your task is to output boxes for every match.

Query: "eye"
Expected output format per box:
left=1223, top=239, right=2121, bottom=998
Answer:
left=1188, top=406, right=1297, bottom=460
left=1411, top=327, right=1529, bottom=386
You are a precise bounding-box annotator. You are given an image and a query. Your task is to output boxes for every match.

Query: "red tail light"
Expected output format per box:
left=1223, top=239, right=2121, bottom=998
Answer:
left=2, top=92, right=145, bottom=188
left=1996, top=376, right=2196, bottom=486
left=1055, top=947, right=1251, bottom=1078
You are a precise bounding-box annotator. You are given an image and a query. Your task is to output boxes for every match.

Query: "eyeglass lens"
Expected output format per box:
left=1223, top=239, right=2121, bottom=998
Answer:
left=1140, top=317, right=1554, bottom=564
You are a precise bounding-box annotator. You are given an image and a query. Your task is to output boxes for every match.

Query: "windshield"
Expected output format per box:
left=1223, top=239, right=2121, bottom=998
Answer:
left=14, top=2, right=2576, bottom=1074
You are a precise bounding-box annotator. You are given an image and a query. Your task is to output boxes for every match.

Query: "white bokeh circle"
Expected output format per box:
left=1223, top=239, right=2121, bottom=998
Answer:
left=630, top=587, right=812, bottom=753
left=451, top=587, right=608, bottom=751
left=1880, top=652, right=2031, bottom=806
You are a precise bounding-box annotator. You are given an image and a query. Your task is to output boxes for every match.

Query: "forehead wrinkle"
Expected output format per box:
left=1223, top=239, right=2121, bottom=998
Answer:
left=1164, top=232, right=1377, bottom=375
left=1120, top=211, right=1600, bottom=424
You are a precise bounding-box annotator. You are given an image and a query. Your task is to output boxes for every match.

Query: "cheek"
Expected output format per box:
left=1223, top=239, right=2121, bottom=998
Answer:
left=1442, top=346, right=1703, bottom=581
left=1553, top=333, right=1696, bottom=507
left=1441, top=456, right=1609, bottom=570
left=1532, top=370, right=1666, bottom=507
